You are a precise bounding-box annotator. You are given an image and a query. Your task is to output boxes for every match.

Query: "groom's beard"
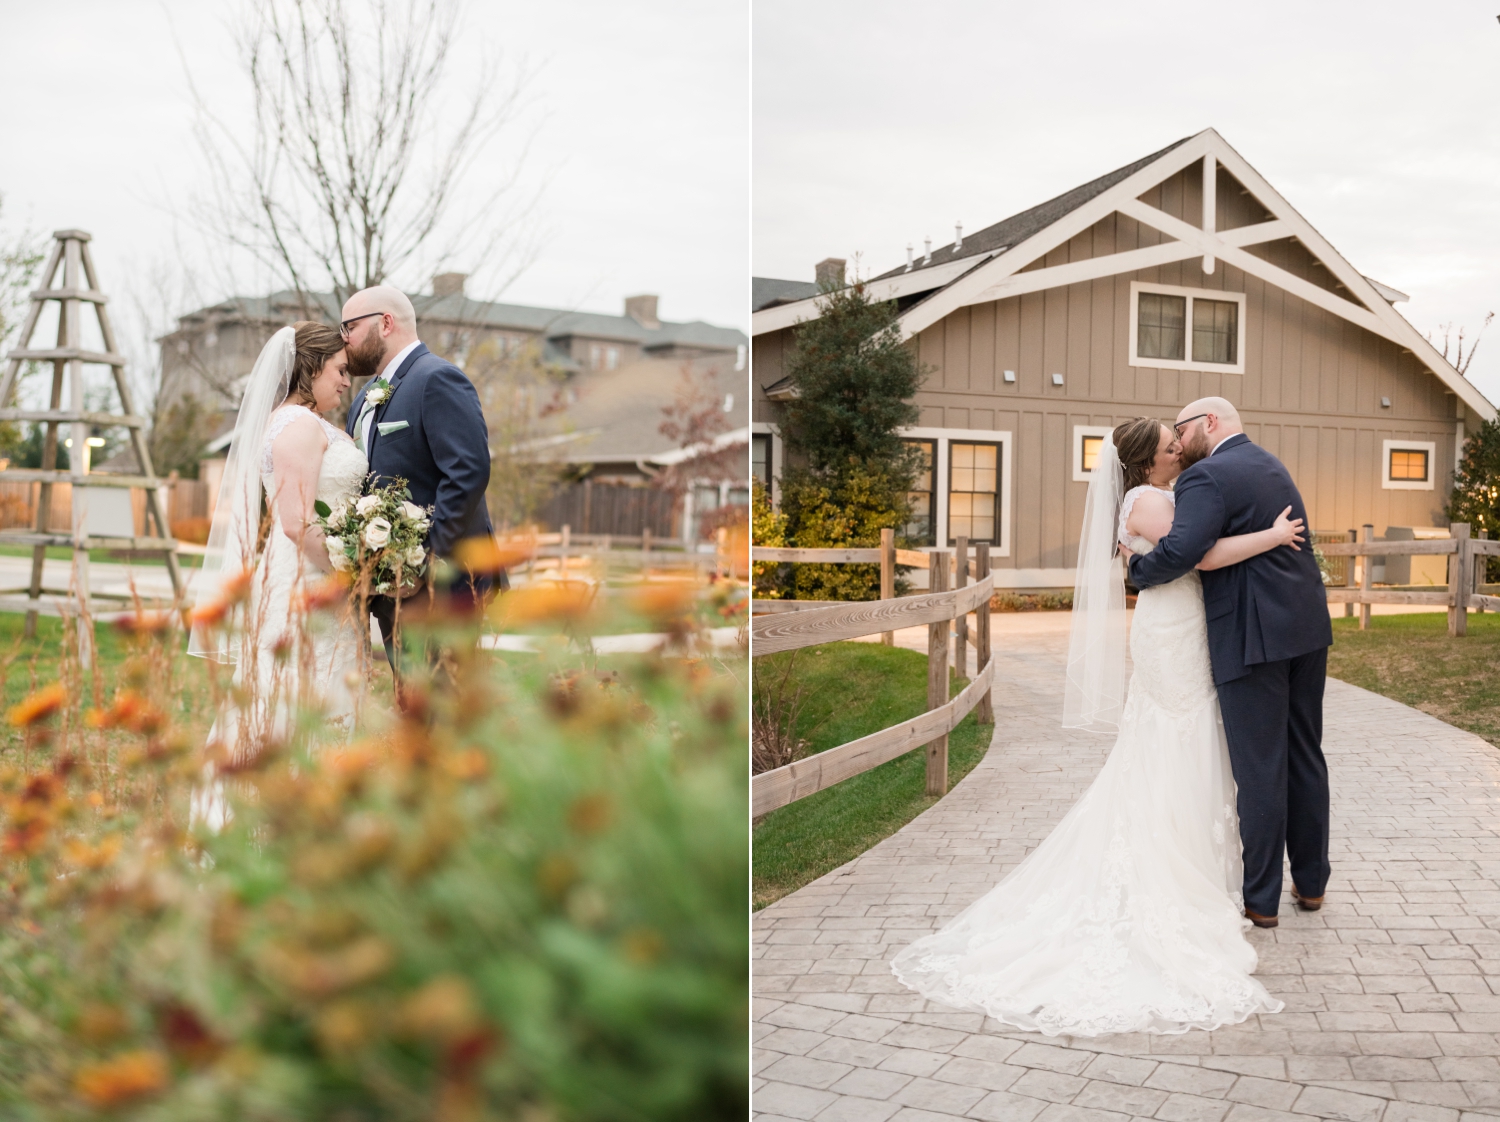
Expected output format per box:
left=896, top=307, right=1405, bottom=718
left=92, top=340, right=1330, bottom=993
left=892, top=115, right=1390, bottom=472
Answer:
left=345, top=332, right=386, bottom=381
left=1179, top=429, right=1211, bottom=468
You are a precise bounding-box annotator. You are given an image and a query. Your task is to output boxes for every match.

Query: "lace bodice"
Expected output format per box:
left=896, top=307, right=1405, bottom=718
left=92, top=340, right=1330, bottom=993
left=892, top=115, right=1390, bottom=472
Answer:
left=1118, top=485, right=1173, bottom=548
left=260, top=405, right=367, bottom=509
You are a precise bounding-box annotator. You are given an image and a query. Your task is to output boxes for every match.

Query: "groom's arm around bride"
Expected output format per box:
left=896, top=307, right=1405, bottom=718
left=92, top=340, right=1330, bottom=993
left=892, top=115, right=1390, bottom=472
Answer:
left=1128, top=396, right=1332, bottom=925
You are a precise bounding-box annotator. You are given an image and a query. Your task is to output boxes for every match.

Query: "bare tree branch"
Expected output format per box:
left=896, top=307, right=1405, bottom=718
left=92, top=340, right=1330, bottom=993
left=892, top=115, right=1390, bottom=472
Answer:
left=184, top=0, right=543, bottom=311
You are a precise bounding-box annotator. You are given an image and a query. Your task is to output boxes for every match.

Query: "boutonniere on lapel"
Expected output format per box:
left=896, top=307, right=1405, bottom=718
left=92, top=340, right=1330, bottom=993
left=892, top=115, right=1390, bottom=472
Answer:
left=366, top=381, right=393, bottom=407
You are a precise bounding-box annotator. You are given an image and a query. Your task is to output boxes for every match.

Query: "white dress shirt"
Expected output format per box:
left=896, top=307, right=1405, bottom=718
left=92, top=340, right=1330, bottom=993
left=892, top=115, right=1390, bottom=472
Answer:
left=360, top=339, right=422, bottom=452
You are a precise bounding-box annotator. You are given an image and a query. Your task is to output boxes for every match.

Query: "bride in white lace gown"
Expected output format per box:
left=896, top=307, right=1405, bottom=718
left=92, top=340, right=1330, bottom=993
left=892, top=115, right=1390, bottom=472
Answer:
left=892, top=419, right=1306, bottom=1036
left=188, top=323, right=367, bottom=773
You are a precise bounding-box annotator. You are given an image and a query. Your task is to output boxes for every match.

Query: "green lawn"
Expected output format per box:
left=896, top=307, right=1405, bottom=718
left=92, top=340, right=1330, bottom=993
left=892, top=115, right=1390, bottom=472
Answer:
left=1328, top=610, right=1500, bottom=749
left=752, top=642, right=993, bottom=910
left=0, top=544, right=204, bottom=568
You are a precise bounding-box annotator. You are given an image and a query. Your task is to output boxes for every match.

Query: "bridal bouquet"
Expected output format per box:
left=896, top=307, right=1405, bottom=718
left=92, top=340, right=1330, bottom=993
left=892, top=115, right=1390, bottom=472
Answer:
left=315, top=477, right=433, bottom=595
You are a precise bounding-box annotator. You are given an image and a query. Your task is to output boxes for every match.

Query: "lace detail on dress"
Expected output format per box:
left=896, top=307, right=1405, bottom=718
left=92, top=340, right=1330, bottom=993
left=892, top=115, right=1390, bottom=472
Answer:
left=1118, top=484, right=1174, bottom=547
left=890, top=508, right=1278, bottom=1037
left=260, top=405, right=354, bottom=474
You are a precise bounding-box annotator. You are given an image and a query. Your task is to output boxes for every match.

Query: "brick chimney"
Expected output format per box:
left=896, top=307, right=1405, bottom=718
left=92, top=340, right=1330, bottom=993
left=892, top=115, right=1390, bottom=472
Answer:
left=815, top=257, right=846, bottom=288
left=625, top=294, right=660, bottom=328
left=432, top=272, right=468, bottom=298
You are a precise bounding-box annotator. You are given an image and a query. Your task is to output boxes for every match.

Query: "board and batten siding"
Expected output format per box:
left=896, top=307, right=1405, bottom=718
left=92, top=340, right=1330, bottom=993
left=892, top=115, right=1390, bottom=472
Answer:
left=755, top=163, right=1463, bottom=582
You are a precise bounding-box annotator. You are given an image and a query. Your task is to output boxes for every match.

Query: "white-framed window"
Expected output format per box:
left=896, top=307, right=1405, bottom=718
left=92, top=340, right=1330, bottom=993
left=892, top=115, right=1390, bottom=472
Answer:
left=589, top=342, right=621, bottom=371
left=895, top=427, right=1013, bottom=557
left=751, top=422, right=782, bottom=504
left=1072, top=425, right=1115, bottom=482
left=1382, top=439, right=1436, bottom=490
left=1128, top=281, right=1246, bottom=374
left=904, top=439, right=936, bottom=546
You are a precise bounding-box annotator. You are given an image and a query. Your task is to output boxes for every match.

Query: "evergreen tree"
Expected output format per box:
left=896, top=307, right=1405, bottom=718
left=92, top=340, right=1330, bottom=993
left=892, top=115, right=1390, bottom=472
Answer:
left=1448, top=415, right=1500, bottom=580
left=767, top=279, right=929, bottom=600
left=779, top=280, right=925, bottom=479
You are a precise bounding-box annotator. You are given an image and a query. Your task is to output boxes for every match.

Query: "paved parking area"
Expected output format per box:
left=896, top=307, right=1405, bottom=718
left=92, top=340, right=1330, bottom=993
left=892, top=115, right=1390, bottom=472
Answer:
left=754, top=613, right=1500, bottom=1122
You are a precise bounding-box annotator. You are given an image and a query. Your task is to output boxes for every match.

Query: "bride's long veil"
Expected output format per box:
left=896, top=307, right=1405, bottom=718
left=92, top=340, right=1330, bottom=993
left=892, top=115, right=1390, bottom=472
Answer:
left=1062, top=433, right=1128, bottom=732
left=187, top=326, right=296, bottom=663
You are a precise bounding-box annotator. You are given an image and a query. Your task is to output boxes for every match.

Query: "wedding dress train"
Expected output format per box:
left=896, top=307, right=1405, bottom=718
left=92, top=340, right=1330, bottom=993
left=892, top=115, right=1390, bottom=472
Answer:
left=891, top=491, right=1282, bottom=1036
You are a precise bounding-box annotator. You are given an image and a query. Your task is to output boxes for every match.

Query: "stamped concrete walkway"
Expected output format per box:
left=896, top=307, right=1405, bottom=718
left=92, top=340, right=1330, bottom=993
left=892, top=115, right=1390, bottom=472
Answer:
left=754, top=613, right=1500, bottom=1122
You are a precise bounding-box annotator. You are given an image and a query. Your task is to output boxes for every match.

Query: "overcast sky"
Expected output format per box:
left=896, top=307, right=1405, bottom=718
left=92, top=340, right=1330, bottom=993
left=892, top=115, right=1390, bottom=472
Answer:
left=754, top=0, right=1500, bottom=406
left=0, top=0, right=748, bottom=361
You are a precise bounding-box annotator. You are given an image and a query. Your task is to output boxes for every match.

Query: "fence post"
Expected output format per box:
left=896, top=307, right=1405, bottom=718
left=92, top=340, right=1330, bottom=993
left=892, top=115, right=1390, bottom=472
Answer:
left=975, top=542, right=993, bottom=724
left=880, top=527, right=895, bottom=645
left=1450, top=522, right=1471, bottom=638
left=1344, top=527, right=1357, bottom=618
left=642, top=527, right=652, bottom=570
left=561, top=524, right=571, bottom=581
left=1359, top=524, right=1374, bottom=631
left=1476, top=530, right=1488, bottom=614
left=926, top=549, right=951, bottom=797
left=953, top=537, right=969, bottom=678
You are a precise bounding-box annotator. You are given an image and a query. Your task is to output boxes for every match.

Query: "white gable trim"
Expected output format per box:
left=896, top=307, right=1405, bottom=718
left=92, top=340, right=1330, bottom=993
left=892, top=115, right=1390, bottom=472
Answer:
left=751, top=252, right=1000, bottom=336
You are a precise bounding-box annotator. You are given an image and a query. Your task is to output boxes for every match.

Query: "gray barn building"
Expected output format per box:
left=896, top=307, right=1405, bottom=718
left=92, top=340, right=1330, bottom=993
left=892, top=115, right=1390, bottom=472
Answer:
left=752, top=128, right=1496, bottom=589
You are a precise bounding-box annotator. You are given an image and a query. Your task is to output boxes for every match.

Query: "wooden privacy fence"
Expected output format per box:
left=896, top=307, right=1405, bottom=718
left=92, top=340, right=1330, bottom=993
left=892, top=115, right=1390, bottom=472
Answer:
left=537, top=480, right=678, bottom=538
left=750, top=542, right=996, bottom=817
left=1321, top=522, right=1500, bottom=636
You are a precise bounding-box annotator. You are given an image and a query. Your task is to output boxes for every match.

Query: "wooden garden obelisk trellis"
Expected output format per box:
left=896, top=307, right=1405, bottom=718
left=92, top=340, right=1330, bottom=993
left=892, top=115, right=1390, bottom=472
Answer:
left=0, top=230, right=184, bottom=661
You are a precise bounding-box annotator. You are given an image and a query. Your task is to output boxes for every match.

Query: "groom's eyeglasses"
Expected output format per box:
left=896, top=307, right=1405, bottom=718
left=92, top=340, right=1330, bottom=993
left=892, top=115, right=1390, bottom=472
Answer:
left=1173, top=413, right=1211, bottom=436
left=339, top=311, right=387, bottom=340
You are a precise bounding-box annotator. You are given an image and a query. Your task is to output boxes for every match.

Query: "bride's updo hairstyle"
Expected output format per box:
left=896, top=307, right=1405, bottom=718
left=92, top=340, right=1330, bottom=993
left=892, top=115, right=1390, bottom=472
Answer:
left=1112, top=417, right=1166, bottom=491
left=284, top=321, right=346, bottom=406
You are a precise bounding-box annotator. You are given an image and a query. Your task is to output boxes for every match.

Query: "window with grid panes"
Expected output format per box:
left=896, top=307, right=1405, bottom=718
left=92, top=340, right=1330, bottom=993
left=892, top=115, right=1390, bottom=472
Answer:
left=947, top=441, right=1000, bottom=545
left=1137, top=293, right=1186, bottom=361
left=903, top=440, right=935, bottom=545
left=1192, top=299, right=1238, bottom=364
left=1389, top=448, right=1429, bottom=482
left=1081, top=435, right=1103, bottom=472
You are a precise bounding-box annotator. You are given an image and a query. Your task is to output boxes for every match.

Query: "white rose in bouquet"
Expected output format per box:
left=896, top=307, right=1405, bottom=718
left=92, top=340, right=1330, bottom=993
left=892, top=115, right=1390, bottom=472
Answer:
left=400, top=501, right=425, bottom=523
left=363, top=517, right=392, bottom=550
left=328, top=500, right=349, bottom=530
left=404, top=544, right=426, bottom=567
left=326, top=537, right=352, bottom=571
left=356, top=494, right=382, bottom=517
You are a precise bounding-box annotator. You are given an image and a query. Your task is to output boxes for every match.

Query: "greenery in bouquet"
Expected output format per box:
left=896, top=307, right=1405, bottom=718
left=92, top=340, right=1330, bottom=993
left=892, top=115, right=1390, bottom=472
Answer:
left=317, top=477, right=434, bottom=596
left=0, top=581, right=748, bottom=1119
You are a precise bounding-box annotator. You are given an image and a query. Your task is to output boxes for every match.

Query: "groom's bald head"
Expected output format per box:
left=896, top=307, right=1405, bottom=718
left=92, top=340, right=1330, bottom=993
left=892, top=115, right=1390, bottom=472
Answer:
left=341, top=284, right=419, bottom=379
left=1176, top=397, right=1244, bottom=467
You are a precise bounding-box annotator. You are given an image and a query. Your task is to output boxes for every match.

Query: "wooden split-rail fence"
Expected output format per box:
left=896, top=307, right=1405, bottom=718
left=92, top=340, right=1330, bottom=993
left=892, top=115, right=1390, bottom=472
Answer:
left=1321, top=522, right=1500, bottom=636
left=750, top=535, right=995, bottom=817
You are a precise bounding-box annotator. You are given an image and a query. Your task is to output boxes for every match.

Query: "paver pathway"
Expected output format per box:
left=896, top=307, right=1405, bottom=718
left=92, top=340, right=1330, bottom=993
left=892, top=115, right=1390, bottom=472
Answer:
left=754, top=613, right=1500, bottom=1122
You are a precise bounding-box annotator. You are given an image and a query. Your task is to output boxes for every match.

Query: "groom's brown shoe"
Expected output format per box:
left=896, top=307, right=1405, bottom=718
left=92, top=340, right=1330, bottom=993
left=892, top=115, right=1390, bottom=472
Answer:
left=1291, top=888, right=1324, bottom=912
left=1244, top=908, right=1279, bottom=929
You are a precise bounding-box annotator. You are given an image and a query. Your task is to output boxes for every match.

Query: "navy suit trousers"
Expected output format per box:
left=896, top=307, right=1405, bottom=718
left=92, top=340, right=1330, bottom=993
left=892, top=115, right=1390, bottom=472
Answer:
left=1216, top=647, right=1331, bottom=916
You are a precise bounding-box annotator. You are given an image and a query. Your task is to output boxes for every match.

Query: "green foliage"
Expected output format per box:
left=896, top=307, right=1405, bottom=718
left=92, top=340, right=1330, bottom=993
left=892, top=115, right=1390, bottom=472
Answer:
left=0, top=606, right=747, bottom=1118
left=1448, top=416, right=1500, bottom=580
left=777, top=463, right=912, bottom=601
left=751, top=643, right=991, bottom=909
left=750, top=480, right=788, bottom=600
left=779, top=281, right=926, bottom=480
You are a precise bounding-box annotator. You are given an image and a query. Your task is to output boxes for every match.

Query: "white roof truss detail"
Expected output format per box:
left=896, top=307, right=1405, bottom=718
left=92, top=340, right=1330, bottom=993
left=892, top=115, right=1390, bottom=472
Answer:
left=892, top=129, right=1492, bottom=420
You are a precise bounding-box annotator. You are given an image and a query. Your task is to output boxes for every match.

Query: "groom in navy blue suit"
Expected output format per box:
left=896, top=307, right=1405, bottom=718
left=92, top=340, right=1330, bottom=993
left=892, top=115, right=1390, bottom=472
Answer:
left=339, top=285, right=505, bottom=675
left=1128, top=397, right=1332, bottom=927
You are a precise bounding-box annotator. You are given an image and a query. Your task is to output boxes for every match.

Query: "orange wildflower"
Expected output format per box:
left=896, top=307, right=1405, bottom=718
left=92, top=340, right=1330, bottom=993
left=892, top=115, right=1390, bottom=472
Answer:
left=298, top=572, right=353, bottom=611
left=73, top=1050, right=169, bottom=1107
left=221, top=568, right=255, bottom=603
left=62, top=834, right=122, bottom=870
left=86, top=691, right=162, bottom=734
left=7, top=683, right=66, bottom=728
left=497, top=581, right=596, bottom=626
left=567, top=793, right=613, bottom=837
left=113, top=612, right=174, bottom=636
left=454, top=535, right=531, bottom=574
left=629, top=581, right=696, bottom=621
left=187, top=598, right=229, bottom=629
left=399, top=975, right=481, bottom=1043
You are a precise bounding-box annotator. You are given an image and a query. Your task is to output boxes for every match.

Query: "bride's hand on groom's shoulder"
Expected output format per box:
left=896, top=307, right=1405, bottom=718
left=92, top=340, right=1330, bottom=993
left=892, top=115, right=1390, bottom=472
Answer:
left=1272, top=505, right=1306, bottom=551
